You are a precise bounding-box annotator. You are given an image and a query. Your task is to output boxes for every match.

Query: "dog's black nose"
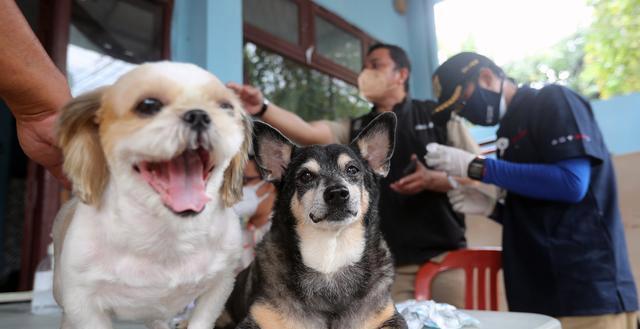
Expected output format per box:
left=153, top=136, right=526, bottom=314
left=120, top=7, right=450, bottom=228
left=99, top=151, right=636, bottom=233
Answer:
left=182, top=109, right=211, bottom=131
left=324, top=185, right=349, bottom=205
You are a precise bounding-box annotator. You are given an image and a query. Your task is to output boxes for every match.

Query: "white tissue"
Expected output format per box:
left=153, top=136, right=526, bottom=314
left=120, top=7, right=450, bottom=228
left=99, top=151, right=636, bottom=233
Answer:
left=396, top=300, right=480, bottom=329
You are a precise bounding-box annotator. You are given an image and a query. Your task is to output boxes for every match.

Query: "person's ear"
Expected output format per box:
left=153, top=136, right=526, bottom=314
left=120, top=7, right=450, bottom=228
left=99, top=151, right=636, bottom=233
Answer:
left=396, top=67, right=409, bottom=88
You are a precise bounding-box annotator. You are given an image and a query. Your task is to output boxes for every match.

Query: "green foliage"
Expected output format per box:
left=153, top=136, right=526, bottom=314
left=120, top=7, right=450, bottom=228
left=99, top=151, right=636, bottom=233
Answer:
left=504, top=31, right=598, bottom=98
left=582, top=0, right=640, bottom=98
left=244, top=43, right=370, bottom=122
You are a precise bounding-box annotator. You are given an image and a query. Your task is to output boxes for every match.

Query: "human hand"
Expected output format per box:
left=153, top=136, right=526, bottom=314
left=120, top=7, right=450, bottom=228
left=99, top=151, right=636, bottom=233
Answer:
left=447, top=183, right=498, bottom=216
left=226, top=82, right=264, bottom=115
left=251, top=182, right=276, bottom=228
left=424, top=143, right=476, bottom=178
left=15, top=113, right=70, bottom=188
left=390, top=154, right=443, bottom=195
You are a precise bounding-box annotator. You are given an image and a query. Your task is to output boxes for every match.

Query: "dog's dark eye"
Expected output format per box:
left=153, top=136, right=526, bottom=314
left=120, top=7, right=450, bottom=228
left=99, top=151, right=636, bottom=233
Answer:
left=346, top=165, right=359, bottom=176
left=298, top=171, right=315, bottom=184
left=135, top=98, right=164, bottom=116
left=219, top=101, right=234, bottom=110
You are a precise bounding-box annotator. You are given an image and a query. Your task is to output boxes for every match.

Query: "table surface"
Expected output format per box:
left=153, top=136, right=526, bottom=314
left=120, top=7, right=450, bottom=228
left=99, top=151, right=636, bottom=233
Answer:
left=463, top=310, right=562, bottom=329
left=0, top=303, right=561, bottom=329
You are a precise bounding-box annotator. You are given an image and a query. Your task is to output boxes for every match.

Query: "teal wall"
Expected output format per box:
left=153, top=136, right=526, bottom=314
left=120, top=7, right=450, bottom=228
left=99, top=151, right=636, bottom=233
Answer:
left=469, top=92, right=640, bottom=156
left=592, top=93, right=640, bottom=155
left=313, top=0, right=410, bottom=50
left=171, top=0, right=243, bottom=83
left=311, top=0, right=439, bottom=99
left=171, top=0, right=439, bottom=98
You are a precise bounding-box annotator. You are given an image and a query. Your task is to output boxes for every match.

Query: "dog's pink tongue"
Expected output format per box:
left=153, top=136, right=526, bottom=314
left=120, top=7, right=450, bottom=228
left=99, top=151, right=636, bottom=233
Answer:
left=162, top=150, right=210, bottom=213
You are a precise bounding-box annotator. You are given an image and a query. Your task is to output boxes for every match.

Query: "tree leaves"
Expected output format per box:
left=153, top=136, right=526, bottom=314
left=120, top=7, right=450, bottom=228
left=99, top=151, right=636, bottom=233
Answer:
left=582, top=0, right=640, bottom=98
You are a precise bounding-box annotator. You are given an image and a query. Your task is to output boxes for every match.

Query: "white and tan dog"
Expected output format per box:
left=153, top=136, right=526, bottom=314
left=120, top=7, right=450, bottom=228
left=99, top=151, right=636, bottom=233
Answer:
left=52, top=62, right=251, bottom=329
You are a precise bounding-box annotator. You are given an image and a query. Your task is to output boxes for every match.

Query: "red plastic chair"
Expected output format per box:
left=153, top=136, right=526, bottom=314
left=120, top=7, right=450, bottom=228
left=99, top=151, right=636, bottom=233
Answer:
left=414, top=247, right=502, bottom=310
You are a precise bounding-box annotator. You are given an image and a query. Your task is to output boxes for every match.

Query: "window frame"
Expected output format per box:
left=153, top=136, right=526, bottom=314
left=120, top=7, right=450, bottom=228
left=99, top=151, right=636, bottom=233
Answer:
left=243, top=0, right=376, bottom=85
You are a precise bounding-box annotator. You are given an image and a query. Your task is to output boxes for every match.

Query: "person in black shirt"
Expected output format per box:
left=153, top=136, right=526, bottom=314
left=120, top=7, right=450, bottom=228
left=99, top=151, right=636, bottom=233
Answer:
left=228, top=44, right=480, bottom=304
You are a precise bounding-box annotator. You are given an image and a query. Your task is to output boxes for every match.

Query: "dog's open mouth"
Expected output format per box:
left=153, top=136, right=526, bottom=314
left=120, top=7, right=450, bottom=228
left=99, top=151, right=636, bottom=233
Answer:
left=135, top=148, right=214, bottom=214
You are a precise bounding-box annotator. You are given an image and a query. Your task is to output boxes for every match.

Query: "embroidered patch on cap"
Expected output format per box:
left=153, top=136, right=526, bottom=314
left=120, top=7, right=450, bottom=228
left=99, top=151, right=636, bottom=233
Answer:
left=461, top=59, right=479, bottom=74
left=433, top=75, right=442, bottom=99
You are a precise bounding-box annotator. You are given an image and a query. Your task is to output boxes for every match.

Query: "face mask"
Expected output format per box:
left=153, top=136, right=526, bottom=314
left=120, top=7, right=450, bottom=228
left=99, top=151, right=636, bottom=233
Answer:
left=357, top=69, right=396, bottom=102
left=459, top=78, right=506, bottom=126
left=232, top=181, right=269, bottom=218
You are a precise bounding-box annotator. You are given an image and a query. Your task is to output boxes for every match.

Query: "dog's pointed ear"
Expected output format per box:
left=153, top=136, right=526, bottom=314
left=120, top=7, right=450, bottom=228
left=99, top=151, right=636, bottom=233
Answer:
left=57, top=87, right=109, bottom=206
left=253, top=121, right=295, bottom=182
left=221, top=112, right=252, bottom=208
left=350, top=112, right=397, bottom=177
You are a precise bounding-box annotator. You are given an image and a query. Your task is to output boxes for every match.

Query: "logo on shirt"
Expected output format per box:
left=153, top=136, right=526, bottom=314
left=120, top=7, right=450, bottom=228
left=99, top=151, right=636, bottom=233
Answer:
left=496, top=137, right=509, bottom=157
left=415, top=122, right=434, bottom=131
left=551, top=134, right=591, bottom=146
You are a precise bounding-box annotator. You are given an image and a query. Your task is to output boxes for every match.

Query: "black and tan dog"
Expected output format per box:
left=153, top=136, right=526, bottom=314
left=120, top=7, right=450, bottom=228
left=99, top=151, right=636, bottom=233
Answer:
left=225, top=112, right=407, bottom=329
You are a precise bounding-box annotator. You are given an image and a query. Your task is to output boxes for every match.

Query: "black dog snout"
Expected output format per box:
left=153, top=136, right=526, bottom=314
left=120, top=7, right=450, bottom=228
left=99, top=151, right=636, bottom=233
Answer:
left=324, top=185, right=350, bottom=205
left=182, top=109, right=211, bottom=131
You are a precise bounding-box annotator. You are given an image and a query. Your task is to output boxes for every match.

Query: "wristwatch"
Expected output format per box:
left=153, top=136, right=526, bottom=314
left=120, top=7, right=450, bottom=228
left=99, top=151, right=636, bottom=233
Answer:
left=257, top=98, right=270, bottom=117
left=467, top=156, right=486, bottom=181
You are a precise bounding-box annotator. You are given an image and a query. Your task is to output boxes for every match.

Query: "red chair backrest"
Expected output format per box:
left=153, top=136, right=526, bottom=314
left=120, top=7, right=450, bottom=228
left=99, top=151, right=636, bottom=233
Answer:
left=414, top=248, right=502, bottom=310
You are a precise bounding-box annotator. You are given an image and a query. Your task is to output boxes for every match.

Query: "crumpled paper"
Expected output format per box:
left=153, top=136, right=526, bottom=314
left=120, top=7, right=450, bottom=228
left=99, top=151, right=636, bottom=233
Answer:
left=396, top=299, right=481, bottom=329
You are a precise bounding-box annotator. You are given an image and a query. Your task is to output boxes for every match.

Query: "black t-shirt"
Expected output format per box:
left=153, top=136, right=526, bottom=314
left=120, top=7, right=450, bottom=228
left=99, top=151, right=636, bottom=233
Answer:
left=495, top=85, right=638, bottom=316
left=350, top=98, right=466, bottom=266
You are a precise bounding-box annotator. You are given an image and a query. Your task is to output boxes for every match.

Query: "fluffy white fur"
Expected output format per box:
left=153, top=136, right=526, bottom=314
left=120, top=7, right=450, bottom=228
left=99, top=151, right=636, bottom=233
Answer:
left=52, top=62, right=249, bottom=329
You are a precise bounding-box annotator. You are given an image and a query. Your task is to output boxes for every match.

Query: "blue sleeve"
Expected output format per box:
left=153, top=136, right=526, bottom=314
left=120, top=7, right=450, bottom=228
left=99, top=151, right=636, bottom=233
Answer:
left=482, top=157, right=591, bottom=203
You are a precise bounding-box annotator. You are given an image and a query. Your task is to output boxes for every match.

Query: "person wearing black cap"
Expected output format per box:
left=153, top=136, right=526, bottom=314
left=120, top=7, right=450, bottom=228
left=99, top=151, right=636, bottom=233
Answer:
left=426, top=52, right=638, bottom=329
left=228, top=44, right=481, bottom=305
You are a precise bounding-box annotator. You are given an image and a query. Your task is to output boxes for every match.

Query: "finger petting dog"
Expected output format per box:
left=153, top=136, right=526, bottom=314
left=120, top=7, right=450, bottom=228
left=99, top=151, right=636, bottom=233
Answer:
left=224, top=112, right=408, bottom=329
left=52, top=62, right=251, bottom=329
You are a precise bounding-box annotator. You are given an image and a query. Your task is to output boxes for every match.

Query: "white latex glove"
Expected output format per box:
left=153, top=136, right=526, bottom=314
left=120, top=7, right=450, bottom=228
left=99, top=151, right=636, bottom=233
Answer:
left=447, top=183, right=499, bottom=216
left=425, top=143, right=476, bottom=178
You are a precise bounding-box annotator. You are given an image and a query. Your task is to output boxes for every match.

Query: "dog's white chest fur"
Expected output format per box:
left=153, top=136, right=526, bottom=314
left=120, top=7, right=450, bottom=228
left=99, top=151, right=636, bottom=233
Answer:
left=56, top=200, right=242, bottom=322
left=298, top=221, right=365, bottom=274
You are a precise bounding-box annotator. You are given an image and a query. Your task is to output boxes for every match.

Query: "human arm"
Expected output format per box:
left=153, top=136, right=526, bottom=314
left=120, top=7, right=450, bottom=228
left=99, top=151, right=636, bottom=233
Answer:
left=425, top=143, right=591, bottom=203
left=0, top=1, right=71, bottom=185
left=226, top=82, right=335, bottom=145
left=483, top=157, right=590, bottom=203
left=248, top=182, right=276, bottom=228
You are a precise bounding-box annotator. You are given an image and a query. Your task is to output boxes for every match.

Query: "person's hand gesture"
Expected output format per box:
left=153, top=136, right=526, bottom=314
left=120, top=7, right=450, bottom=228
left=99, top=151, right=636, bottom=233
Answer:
left=15, top=112, right=69, bottom=187
left=226, top=82, right=264, bottom=116
left=390, top=154, right=444, bottom=195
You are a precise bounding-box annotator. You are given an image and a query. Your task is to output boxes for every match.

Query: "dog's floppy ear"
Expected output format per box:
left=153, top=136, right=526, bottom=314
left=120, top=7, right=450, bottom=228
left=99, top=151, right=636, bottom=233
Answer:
left=221, top=112, right=252, bottom=207
left=57, top=87, right=109, bottom=206
left=350, top=112, right=397, bottom=177
left=252, top=121, right=295, bottom=182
